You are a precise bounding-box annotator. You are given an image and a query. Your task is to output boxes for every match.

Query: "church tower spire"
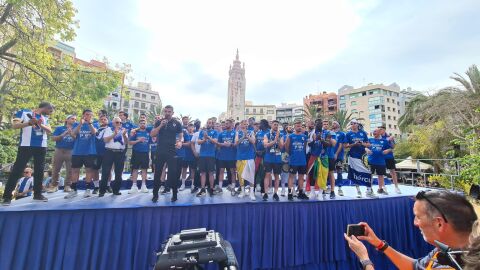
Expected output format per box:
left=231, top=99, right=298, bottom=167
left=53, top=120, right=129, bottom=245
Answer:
left=227, top=49, right=246, bottom=121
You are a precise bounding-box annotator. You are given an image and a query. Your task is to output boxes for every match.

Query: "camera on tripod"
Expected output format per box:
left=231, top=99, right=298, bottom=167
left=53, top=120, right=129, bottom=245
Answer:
left=155, top=228, right=239, bottom=270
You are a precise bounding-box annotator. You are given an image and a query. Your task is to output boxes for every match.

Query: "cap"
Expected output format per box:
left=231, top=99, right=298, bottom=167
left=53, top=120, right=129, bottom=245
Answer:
left=66, top=115, right=75, bottom=120
left=350, top=119, right=358, bottom=124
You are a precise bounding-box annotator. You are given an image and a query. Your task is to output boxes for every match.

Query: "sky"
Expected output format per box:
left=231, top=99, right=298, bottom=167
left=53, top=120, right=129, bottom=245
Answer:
left=70, top=0, right=480, bottom=123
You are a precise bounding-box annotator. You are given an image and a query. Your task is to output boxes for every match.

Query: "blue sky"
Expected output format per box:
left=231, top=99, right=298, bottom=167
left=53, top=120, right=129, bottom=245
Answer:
left=70, top=0, right=480, bottom=122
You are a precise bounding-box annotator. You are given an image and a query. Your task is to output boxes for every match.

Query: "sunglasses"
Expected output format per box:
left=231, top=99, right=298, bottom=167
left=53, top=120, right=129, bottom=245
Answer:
left=416, top=190, right=448, bottom=223
left=24, top=171, right=30, bottom=173
left=115, top=121, right=121, bottom=124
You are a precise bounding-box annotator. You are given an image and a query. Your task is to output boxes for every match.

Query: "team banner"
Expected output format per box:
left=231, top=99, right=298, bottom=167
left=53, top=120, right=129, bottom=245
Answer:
left=347, top=156, right=372, bottom=187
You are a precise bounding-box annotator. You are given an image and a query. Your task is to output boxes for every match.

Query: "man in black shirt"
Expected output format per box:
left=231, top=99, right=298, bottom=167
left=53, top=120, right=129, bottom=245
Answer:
left=150, top=105, right=183, bottom=202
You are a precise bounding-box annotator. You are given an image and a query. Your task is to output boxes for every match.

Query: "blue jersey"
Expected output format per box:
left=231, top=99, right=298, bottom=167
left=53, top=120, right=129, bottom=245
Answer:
left=17, top=177, right=33, bottom=196
left=175, top=131, right=187, bottom=158
left=310, top=130, right=323, bottom=157
left=346, top=130, right=369, bottom=158
left=217, top=130, right=237, bottom=161
left=256, top=129, right=268, bottom=152
left=131, top=129, right=151, bottom=153
left=14, top=109, right=49, bottom=147
left=199, top=129, right=218, bottom=158
left=183, top=132, right=195, bottom=161
left=334, top=131, right=346, bottom=160
left=149, top=136, right=157, bottom=153
left=322, top=130, right=337, bottom=158
left=264, top=131, right=282, bottom=164
left=72, top=123, right=97, bottom=156
left=52, top=125, right=75, bottom=149
left=382, top=134, right=395, bottom=159
left=288, top=133, right=307, bottom=166
left=236, top=131, right=255, bottom=160
left=122, top=121, right=137, bottom=134
left=95, top=126, right=108, bottom=156
left=368, top=138, right=390, bottom=166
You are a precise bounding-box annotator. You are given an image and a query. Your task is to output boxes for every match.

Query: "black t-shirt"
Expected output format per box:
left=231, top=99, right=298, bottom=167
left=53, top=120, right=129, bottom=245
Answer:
left=154, top=118, right=182, bottom=154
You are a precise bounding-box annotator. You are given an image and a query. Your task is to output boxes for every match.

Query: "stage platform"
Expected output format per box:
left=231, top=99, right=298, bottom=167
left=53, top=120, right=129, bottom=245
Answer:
left=0, top=185, right=432, bottom=270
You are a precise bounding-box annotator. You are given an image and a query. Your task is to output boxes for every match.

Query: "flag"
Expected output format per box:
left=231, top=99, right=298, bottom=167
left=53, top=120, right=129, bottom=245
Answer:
left=347, top=156, right=372, bottom=187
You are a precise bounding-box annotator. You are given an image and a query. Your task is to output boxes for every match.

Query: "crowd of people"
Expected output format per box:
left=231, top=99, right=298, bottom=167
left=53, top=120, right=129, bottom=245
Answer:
left=2, top=101, right=403, bottom=205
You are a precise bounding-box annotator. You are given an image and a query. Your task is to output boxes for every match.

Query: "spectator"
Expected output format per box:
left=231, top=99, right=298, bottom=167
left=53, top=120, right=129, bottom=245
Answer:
left=463, top=220, right=480, bottom=270
left=344, top=190, right=477, bottom=269
left=13, top=168, right=34, bottom=199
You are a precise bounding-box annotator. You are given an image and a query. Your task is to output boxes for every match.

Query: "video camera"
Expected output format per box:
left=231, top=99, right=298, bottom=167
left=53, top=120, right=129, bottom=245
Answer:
left=155, top=228, right=239, bottom=270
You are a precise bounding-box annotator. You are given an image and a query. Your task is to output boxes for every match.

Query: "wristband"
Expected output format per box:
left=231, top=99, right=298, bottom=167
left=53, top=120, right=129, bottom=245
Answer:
left=360, top=259, right=374, bottom=269
left=378, top=240, right=389, bottom=252
left=376, top=241, right=385, bottom=250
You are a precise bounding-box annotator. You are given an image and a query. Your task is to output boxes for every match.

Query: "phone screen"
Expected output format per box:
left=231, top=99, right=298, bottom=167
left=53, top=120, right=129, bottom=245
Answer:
left=347, top=224, right=365, bottom=237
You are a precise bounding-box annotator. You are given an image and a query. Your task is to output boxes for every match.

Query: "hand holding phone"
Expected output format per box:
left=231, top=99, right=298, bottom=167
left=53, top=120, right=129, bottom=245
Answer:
left=347, top=224, right=365, bottom=237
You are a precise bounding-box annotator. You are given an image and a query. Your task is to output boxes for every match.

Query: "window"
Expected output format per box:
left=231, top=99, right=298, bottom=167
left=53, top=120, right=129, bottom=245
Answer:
left=394, top=125, right=397, bottom=129
left=387, top=107, right=391, bottom=111
left=112, top=102, right=117, bottom=108
left=362, top=92, right=367, bottom=96
left=351, top=101, right=357, bottom=106
left=260, top=108, right=264, bottom=114
left=369, top=91, right=373, bottom=95
left=245, top=108, right=249, bottom=113
left=389, top=124, right=392, bottom=128
left=124, top=101, right=129, bottom=107
left=112, top=93, right=119, bottom=97
left=151, top=95, right=156, bottom=100
left=253, top=108, right=257, bottom=113
left=398, top=110, right=401, bottom=114
left=267, top=110, right=274, bottom=114
left=392, top=99, right=395, bottom=103
left=134, top=101, right=139, bottom=108
left=340, top=95, right=345, bottom=100
left=397, top=101, right=400, bottom=106
left=141, top=103, right=146, bottom=109
left=352, top=109, right=358, bottom=113
left=150, top=104, right=155, bottom=110
left=125, top=91, right=130, bottom=96
left=142, top=94, right=146, bottom=99
left=387, top=98, right=390, bottom=102
left=135, top=93, right=140, bottom=98
left=393, top=116, right=396, bottom=120
left=340, top=104, right=346, bottom=109
left=388, top=115, right=391, bottom=120
left=393, top=108, right=396, bottom=112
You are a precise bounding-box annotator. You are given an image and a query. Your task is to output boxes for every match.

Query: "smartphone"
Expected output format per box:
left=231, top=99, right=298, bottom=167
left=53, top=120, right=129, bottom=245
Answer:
left=347, top=224, right=365, bottom=237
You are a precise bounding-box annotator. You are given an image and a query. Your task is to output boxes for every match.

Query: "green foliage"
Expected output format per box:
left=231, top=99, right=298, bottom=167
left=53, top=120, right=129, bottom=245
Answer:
left=391, top=139, right=412, bottom=160
left=457, top=132, right=480, bottom=186
left=331, top=110, right=353, bottom=131
left=0, top=129, right=17, bottom=165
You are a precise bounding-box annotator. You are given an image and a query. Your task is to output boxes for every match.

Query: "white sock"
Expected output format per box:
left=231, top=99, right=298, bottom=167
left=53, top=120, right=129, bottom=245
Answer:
left=219, top=180, right=223, bottom=188
left=93, top=180, right=99, bottom=188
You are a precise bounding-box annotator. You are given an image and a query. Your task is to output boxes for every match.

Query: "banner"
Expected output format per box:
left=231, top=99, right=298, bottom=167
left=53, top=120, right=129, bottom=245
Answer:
left=347, top=156, right=372, bottom=187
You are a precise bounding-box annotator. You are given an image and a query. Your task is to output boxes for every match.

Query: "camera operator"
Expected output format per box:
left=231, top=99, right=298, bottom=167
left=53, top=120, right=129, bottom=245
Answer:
left=344, top=190, right=477, bottom=270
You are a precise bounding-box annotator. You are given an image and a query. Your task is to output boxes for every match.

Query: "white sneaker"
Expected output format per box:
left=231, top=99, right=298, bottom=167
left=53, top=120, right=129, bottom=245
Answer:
left=356, top=190, right=362, bottom=198
left=179, top=184, right=186, bottom=191
left=281, top=188, right=287, bottom=197
left=238, top=189, right=245, bottom=198
left=83, top=189, right=91, bottom=198
left=64, top=190, right=78, bottom=199
left=268, top=187, right=273, bottom=194
left=395, top=186, right=401, bottom=194
left=129, top=185, right=139, bottom=194
left=317, top=191, right=326, bottom=200
left=366, top=189, right=377, bottom=198
left=256, top=184, right=261, bottom=192
left=309, top=191, right=316, bottom=199
left=250, top=191, right=256, bottom=201
left=141, top=184, right=148, bottom=193
left=338, top=188, right=344, bottom=196
left=159, top=186, right=165, bottom=193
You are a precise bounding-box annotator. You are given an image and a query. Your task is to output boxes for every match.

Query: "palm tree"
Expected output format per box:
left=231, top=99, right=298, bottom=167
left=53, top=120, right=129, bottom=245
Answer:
left=146, top=105, right=163, bottom=123
left=398, top=94, right=428, bottom=132
left=331, top=110, right=353, bottom=131
left=450, top=64, right=480, bottom=96
left=179, top=114, right=193, bottom=124
left=302, top=103, right=321, bottom=122
left=102, top=103, right=118, bottom=120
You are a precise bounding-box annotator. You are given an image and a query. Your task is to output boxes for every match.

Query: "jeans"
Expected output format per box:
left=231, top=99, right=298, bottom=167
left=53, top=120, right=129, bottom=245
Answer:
left=3, top=146, right=46, bottom=200
left=100, top=149, right=125, bottom=194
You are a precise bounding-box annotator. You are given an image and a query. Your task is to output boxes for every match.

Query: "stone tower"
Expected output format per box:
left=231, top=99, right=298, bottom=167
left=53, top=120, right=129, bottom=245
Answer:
left=227, top=49, right=246, bottom=121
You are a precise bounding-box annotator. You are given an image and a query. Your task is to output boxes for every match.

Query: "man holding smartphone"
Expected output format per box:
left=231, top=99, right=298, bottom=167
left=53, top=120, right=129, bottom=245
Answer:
left=2, top=102, right=54, bottom=206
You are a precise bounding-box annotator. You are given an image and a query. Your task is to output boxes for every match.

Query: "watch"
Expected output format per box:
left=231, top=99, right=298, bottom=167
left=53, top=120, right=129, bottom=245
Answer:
left=360, top=259, right=374, bottom=269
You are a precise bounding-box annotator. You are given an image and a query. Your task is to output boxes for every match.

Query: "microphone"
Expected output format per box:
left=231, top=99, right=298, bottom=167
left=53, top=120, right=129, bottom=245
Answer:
left=434, top=240, right=465, bottom=270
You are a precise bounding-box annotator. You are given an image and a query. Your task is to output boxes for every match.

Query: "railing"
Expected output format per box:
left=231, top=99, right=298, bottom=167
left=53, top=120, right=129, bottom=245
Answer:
left=392, top=158, right=461, bottom=191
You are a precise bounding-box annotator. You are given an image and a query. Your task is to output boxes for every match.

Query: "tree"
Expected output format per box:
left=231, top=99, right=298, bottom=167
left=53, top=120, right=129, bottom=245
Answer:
left=302, top=103, right=321, bottom=122
left=450, top=64, right=480, bottom=96
left=146, top=105, right=163, bottom=123
left=331, top=110, right=353, bottom=131
left=0, top=1, right=122, bottom=126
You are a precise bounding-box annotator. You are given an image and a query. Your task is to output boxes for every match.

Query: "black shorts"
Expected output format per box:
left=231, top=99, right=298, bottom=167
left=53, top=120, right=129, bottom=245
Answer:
left=93, top=155, right=103, bottom=170
left=264, top=162, right=282, bottom=175
left=370, top=164, right=387, bottom=176
left=72, top=155, right=96, bottom=169
left=131, top=151, right=149, bottom=169
left=385, top=158, right=396, bottom=170
left=217, top=160, right=236, bottom=169
left=182, top=159, right=196, bottom=168
left=328, top=158, right=336, bottom=172
left=198, top=157, right=216, bottom=173
left=289, top=165, right=307, bottom=175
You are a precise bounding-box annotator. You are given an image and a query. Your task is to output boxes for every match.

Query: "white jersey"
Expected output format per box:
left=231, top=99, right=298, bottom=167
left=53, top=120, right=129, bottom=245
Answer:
left=191, top=131, right=201, bottom=155
left=14, top=109, right=49, bottom=147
